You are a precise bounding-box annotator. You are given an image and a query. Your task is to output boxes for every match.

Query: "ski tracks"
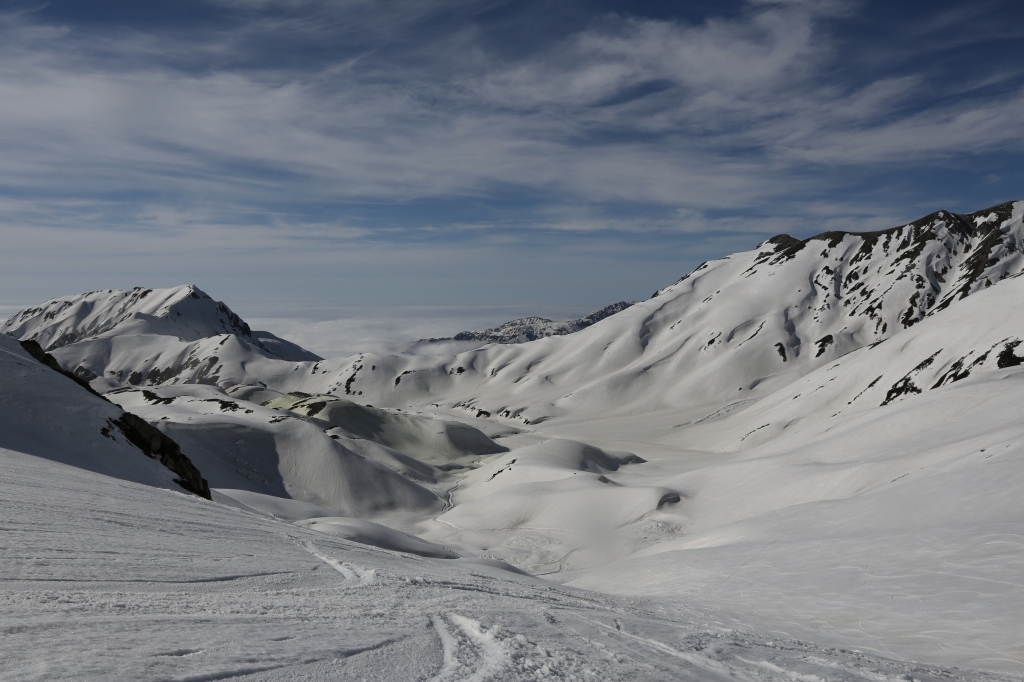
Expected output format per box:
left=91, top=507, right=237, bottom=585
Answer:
left=427, top=612, right=603, bottom=682
left=428, top=614, right=511, bottom=682
left=299, top=540, right=375, bottom=585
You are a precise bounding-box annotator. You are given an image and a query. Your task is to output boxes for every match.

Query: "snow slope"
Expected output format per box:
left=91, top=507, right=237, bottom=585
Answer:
left=104, top=385, right=449, bottom=518
left=570, top=365, right=1024, bottom=672
left=103, top=382, right=512, bottom=521
left=669, top=269, right=1024, bottom=453
left=7, top=201, right=1024, bottom=677
left=2, top=285, right=262, bottom=349
left=4, top=446, right=1014, bottom=681
left=0, top=334, right=206, bottom=496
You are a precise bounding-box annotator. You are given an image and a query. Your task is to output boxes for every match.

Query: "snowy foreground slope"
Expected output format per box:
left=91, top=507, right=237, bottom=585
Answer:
left=5, top=201, right=1024, bottom=677
left=3, top=447, right=1016, bottom=682
left=570, top=363, right=1024, bottom=671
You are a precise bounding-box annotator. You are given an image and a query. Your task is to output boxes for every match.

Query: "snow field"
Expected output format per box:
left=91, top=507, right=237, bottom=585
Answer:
left=6, top=447, right=996, bottom=681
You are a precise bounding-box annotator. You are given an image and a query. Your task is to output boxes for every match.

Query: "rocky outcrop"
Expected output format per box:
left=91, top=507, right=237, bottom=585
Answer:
left=110, top=413, right=211, bottom=500
left=18, top=338, right=211, bottom=499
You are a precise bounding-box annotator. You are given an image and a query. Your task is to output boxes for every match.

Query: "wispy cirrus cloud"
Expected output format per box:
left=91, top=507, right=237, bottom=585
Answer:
left=0, top=0, right=1022, bottom=306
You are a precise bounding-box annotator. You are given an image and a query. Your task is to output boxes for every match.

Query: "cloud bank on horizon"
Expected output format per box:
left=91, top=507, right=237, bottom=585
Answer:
left=1, top=0, right=1023, bottom=307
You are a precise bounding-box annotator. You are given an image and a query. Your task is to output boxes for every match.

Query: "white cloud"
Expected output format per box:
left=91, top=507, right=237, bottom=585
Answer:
left=0, top=0, right=1020, bottom=309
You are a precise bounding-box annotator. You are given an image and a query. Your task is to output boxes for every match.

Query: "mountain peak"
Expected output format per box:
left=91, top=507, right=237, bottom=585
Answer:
left=2, top=284, right=254, bottom=351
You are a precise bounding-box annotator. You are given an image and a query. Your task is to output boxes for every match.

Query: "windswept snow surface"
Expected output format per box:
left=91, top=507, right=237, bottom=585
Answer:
left=4, top=447, right=1017, bottom=682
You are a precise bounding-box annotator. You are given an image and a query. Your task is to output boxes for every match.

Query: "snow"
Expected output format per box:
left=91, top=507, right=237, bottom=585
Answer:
left=569, top=366, right=1024, bottom=671
left=103, top=384, right=446, bottom=517
left=5, top=202, right=1024, bottom=677
left=4, top=446, right=1013, bottom=681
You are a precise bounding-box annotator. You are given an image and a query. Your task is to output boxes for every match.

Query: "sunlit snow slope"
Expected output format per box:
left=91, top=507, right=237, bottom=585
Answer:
left=0, top=284, right=319, bottom=388
left=7, top=447, right=1003, bottom=681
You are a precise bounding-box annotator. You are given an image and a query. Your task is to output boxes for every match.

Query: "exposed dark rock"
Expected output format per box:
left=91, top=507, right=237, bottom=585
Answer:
left=814, top=335, right=834, bottom=357
left=111, top=414, right=211, bottom=499
left=142, top=390, right=175, bottom=406
left=996, top=340, right=1024, bottom=368
left=345, top=363, right=363, bottom=394
left=18, top=338, right=209, bottom=499
left=304, top=401, right=327, bottom=416
left=881, top=353, right=940, bottom=406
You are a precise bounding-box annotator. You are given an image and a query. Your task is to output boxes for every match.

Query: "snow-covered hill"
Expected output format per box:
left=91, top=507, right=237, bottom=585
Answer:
left=11, top=203, right=1021, bottom=432
left=4, top=285, right=253, bottom=349
left=103, top=384, right=507, bottom=520
left=113, top=199, right=1019, bottom=430
left=671, top=268, right=1024, bottom=453
left=570, top=362, right=1024, bottom=672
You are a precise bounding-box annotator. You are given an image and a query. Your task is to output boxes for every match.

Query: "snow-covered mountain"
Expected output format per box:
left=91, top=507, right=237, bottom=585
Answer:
left=90, top=199, right=1017, bottom=430
left=0, top=284, right=320, bottom=382
left=103, top=384, right=507, bottom=519
left=8, top=200, right=1024, bottom=675
left=4, top=285, right=254, bottom=349
left=12, top=203, right=1021, bottom=430
left=427, top=301, right=635, bottom=345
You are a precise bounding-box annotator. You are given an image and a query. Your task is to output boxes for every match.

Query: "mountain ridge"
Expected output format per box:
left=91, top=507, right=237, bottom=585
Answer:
left=423, top=301, right=636, bottom=345
left=4, top=201, right=1022, bottom=433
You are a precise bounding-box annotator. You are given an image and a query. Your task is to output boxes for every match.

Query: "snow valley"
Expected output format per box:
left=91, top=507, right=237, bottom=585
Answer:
left=4, top=201, right=1024, bottom=680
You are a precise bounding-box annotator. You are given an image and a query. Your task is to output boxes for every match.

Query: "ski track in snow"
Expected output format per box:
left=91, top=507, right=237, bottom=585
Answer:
left=428, top=614, right=511, bottom=682
left=300, top=540, right=375, bottom=585
left=429, top=615, right=462, bottom=681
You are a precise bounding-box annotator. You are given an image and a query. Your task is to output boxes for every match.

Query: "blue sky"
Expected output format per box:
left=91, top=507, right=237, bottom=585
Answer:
left=1, top=0, right=1023, bottom=315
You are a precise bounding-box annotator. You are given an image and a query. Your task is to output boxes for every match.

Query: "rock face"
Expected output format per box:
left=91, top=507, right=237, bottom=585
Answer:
left=110, top=412, right=211, bottom=499
left=436, top=301, right=636, bottom=344
left=721, top=201, right=1024, bottom=333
